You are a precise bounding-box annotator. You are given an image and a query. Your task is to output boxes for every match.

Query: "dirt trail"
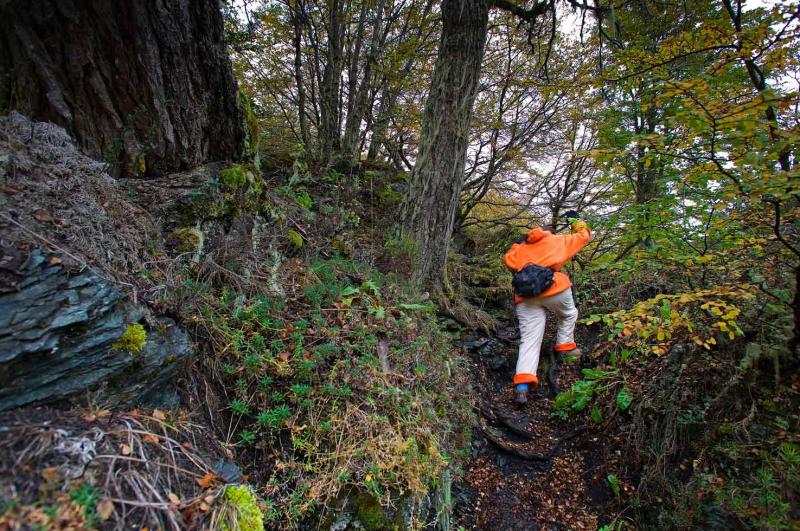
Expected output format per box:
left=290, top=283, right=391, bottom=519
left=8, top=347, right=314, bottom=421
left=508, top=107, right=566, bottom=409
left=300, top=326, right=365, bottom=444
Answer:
left=453, top=321, right=610, bottom=530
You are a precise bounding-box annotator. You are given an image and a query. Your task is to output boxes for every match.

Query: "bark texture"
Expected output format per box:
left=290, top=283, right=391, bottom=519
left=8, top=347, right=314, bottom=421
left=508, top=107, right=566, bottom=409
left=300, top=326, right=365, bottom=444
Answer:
left=399, top=0, right=490, bottom=288
left=0, top=0, right=244, bottom=177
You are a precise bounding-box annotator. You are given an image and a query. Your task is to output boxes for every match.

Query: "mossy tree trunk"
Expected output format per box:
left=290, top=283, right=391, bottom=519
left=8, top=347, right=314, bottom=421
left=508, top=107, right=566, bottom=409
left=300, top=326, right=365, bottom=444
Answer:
left=399, top=0, right=491, bottom=290
left=0, top=0, right=244, bottom=177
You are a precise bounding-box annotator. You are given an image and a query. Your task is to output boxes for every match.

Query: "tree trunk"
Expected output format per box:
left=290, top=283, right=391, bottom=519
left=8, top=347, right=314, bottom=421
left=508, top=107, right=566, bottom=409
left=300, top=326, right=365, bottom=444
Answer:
left=0, top=0, right=244, bottom=177
left=291, top=1, right=310, bottom=148
left=399, top=0, right=490, bottom=289
left=342, top=0, right=387, bottom=165
left=319, top=0, right=346, bottom=162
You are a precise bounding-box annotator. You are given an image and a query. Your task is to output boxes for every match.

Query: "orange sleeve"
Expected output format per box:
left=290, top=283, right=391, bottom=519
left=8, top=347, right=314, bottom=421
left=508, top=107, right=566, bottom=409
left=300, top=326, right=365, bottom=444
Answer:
left=503, top=243, right=525, bottom=272
left=559, top=227, right=591, bottom=260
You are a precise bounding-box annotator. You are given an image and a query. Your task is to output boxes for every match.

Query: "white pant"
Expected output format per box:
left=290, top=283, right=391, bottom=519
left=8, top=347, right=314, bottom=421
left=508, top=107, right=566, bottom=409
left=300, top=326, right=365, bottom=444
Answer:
left=515, top=289, right=579, bottom=379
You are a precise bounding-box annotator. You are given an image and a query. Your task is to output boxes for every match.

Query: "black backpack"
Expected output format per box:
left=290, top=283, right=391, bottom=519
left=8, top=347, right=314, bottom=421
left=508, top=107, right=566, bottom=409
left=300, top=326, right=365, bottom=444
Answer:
left=512, top=264, right=554, bottom=297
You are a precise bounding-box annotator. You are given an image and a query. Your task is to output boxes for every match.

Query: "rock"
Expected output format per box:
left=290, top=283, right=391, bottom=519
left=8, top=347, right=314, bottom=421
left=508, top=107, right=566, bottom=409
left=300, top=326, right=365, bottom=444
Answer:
left=214, top=458, right=243, bottom=483
left=0, top=247, right=193, bottom=411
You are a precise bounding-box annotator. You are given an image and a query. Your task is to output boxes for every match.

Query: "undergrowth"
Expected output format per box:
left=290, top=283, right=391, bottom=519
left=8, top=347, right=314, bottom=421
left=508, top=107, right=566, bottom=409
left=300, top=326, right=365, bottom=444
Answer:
left=182, top=254, right=473, bottom=527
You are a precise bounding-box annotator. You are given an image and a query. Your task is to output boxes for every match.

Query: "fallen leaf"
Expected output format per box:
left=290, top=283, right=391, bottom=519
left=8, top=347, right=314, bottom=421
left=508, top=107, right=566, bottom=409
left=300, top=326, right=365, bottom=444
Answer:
left=199, top=502, right=210, bottom=512
left=167, top=492, right=181, bottom=505
left=204, top=495, right=215, bottom=504
left=97, top=499, right=114, bottom=520
left=142, top=433, right=160, bottom=444
left=120, top=444, right=132, bottom=455
left=196, top=471, right=215, bottom=489
left=152, top=409, right=167, bottom=420
left=49, top=256, right=62, bottom=265
left=33, top=210, right=53, bottom=222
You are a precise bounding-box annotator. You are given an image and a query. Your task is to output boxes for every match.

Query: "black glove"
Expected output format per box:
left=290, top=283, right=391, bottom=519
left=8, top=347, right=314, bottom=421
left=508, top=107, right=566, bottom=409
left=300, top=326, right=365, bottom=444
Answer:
left=515, top=234, right=528, bottom=244
left=563, top=210, right=580, bottom=220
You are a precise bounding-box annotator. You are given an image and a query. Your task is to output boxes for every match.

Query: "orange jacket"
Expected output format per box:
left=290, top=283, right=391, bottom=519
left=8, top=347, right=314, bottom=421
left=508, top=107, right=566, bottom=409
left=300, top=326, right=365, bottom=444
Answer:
left=503, top=224, right=591, bottom=304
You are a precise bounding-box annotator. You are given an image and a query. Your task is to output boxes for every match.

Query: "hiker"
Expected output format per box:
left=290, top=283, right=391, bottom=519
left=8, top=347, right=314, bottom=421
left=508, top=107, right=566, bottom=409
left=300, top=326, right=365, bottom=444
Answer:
left=503, top=211, right=591, bottom=405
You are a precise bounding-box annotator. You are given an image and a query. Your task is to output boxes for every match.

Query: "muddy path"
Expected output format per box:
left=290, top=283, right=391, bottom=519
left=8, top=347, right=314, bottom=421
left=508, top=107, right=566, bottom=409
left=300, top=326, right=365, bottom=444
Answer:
left=453, top=320, right=612, bottom=530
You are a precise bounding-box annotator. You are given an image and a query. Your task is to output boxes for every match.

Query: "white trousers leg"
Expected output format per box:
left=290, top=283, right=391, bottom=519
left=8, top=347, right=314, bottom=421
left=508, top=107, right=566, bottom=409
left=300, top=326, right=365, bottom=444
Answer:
left=541, top=288, right=579, bottom=349
left=515, top=289, right=579, bottom=382
left=515, top=299, right=547, bottom=380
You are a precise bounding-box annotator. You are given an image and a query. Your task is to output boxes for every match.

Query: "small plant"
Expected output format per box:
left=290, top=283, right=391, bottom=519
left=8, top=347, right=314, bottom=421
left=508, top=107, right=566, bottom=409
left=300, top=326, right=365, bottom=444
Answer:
left=230, top=399, right=250, bottom=416
left=607, top=474, right=622, bottom=497
left=240, top=430, right=256, bottom=445
left=69, top=483, right=99, bottom=526
left=111, top=323, right=147, bottom=353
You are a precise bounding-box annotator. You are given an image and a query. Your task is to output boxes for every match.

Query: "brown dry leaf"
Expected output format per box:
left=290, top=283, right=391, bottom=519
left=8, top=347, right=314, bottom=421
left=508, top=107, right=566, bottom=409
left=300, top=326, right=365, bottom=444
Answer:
left=204, top=495, right=215, bottom=504
left=41, top=467, right=59, bottom=482
left=152, top=408, right=167, bottom=420
left=142, top=433, right=160, bottom=444
left=196, top=471, right=215, bottom=489
left=97, top=499, right=114, bottom=520
left=167, top=493, right=181, bottom=506
left=48, top=256, right=62, bottom=265
left=33, top=210, right=53, bottom=222
left=120, top=444, right=132, bottom=456
left=199, top=502, right=210, bottom=512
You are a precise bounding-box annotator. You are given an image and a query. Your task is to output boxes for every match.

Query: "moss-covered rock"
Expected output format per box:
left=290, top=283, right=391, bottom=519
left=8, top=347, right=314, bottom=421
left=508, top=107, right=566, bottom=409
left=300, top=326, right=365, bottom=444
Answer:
left=353, top=493, right=393, bottom=531
left=167, top=227, right=205, bottom=261
left=220, top=166, right=249, bottom=189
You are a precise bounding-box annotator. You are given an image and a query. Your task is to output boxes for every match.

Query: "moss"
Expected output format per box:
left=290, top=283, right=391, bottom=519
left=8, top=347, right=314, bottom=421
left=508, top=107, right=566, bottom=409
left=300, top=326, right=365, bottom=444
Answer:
left=353, top=493, right=392, bottom=531
left=220, top=485, right=264, bottom=531
left=168, top=227, right=204, bottom=261
left=220, top=166, right=248, bottom=189
left=287, top=229, right=303, bottom=249
left=111, top=323, right=147, bottom=353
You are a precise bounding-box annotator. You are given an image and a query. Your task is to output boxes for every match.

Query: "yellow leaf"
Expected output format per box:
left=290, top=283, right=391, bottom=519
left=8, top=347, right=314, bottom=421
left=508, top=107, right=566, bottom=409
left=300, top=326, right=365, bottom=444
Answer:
left=167, top=492, right=181, bottom=506
left=120, top=444, right=131, bottom=456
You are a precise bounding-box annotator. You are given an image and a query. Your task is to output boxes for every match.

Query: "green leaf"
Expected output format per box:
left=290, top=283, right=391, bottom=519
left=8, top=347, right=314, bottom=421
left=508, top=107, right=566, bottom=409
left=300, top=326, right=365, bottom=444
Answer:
left=582, top=368, right=611, bottom=380
left=368, top=306, right=385, bottom=319
left=591, top=406, right=604, bottom=424
left=362, top=279, right=381, bottom=298
left=340, top=286, right=360, bottom=297
left=607, top=474, right=621, bottom=497
left=616, top=387, right=633, bottom=411
left=397, top=303, right=434, bottom=312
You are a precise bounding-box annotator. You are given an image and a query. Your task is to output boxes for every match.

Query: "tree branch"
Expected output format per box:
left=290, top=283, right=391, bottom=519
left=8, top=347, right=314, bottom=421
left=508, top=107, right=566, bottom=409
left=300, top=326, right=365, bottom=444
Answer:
left=490, top=0, right=550, bottom=21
